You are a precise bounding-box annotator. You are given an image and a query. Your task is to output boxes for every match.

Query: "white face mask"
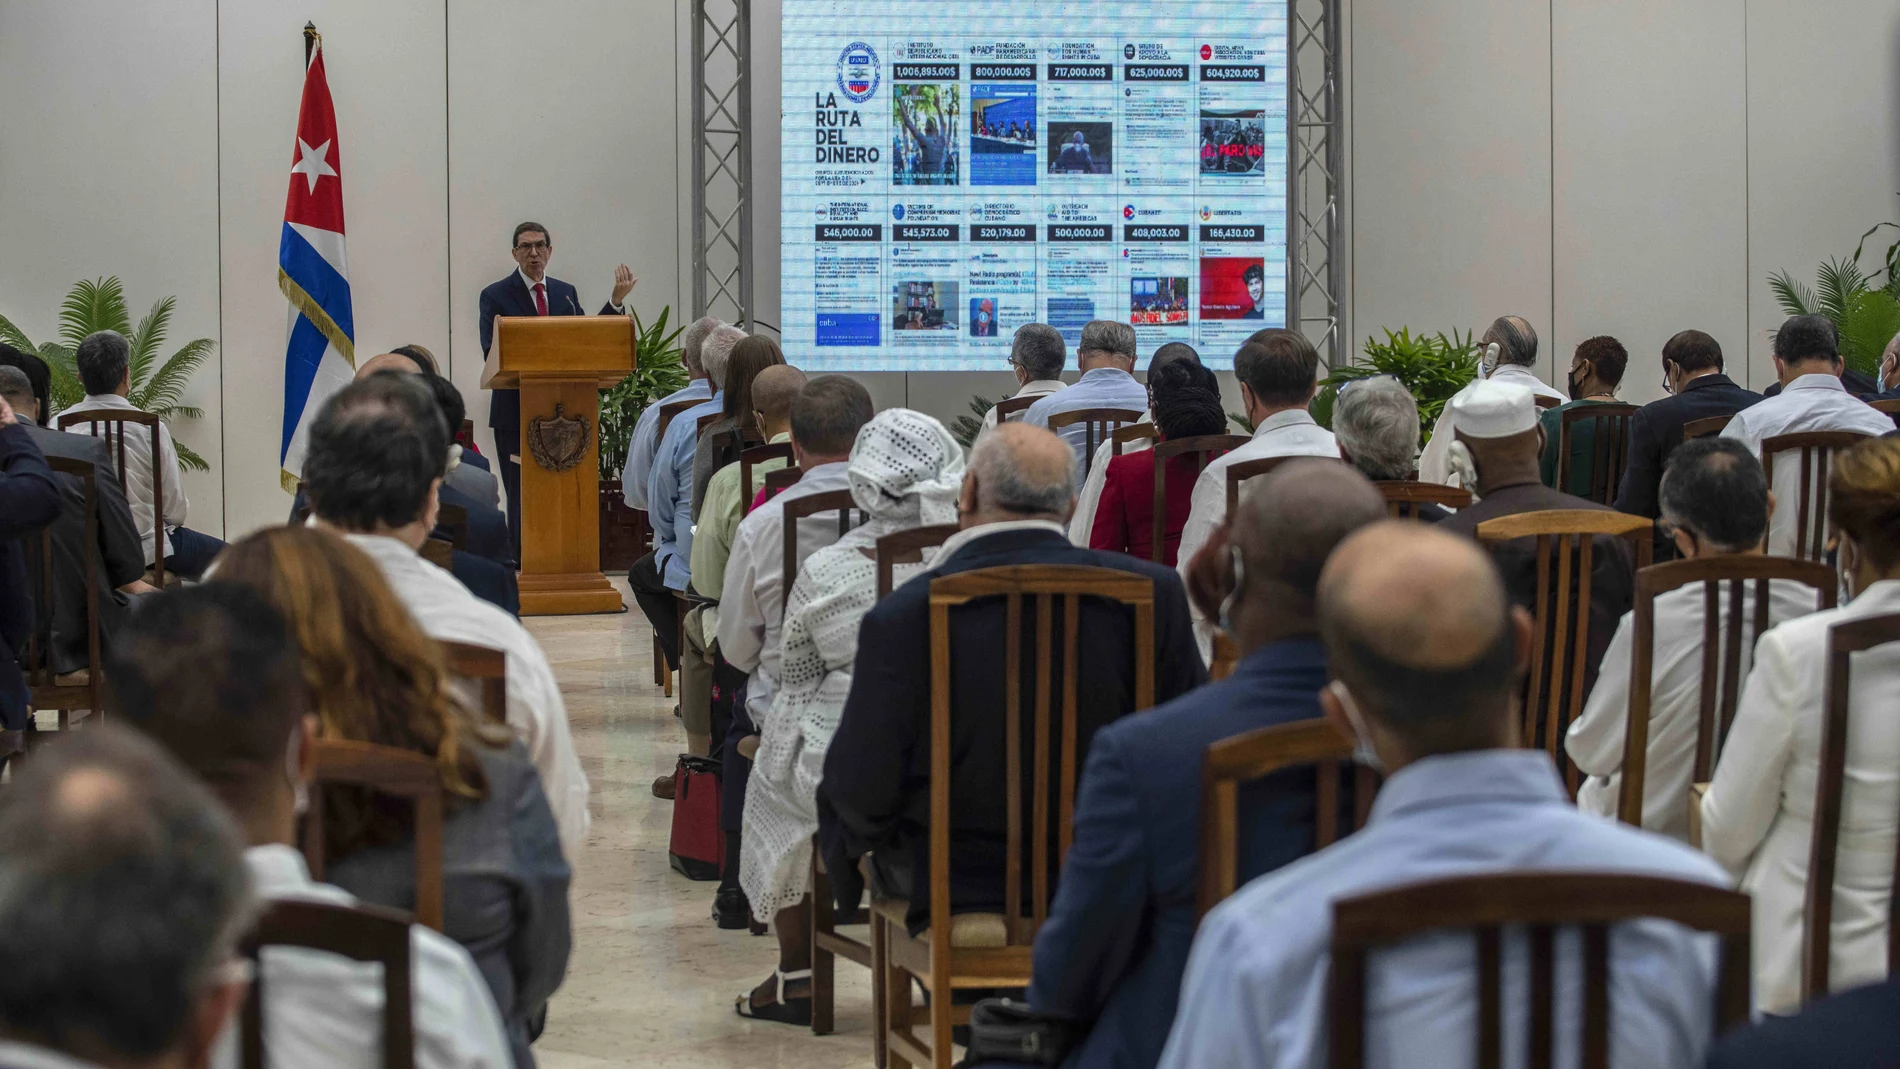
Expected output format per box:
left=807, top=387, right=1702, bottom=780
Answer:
left=1446, top=440, right=1481, bottom=499
left=1328, top=680, right=1385, bottom=772
left=1480, top=342, right=1501, bottom=376
left=285, top=729, right=310, bottom=817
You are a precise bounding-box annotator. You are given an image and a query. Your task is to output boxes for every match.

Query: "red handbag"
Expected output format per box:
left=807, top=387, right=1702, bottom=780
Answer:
left=667, top=755, right=725, bottom=880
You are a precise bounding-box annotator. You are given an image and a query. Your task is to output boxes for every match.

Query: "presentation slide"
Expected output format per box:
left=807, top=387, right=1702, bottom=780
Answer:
left=780, top=1, right=1288, bottom=370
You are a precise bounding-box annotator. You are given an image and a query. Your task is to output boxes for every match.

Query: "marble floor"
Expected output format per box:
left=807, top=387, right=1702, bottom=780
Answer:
left=525, top=578, right=875, bottom=1069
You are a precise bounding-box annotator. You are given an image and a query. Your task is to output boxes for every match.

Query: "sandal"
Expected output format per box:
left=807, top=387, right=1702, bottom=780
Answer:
left=733, top=967, right=813, bottom=1026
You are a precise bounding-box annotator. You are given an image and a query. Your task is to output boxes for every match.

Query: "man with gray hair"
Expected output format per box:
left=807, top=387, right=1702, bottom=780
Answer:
left=1419, top=315, right=1567, bottom=485
left=1332, top=375, right=1444, bottom=521
left=0, top=725, right=254, bottom=1069
left=980, top=323, right=1069, bottom=432
left=620, top=315, right=722, bottom=510
left=819, top=423, right=1204, bottom=935
left=1025, top=320, right=1149, bottom=481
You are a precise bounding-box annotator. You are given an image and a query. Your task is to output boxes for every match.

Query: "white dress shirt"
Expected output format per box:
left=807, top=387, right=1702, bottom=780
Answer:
left=716, top=461, right=855, bottom=724
left=59, top=393, right=189, bottom=562
left=0, top=1042, right=109, bottom=1069
left=517, top=268, right=624, bottom=317
left=1566, top=577, right=1823, bottom=842
left=619, top=378, right=712, bottom=510
left=1023, top=366, right=1149, bottom=485
left=980, top=377, right=1068, bottom=432
left=1068, top=407, right=1153, bottom=545
left=212, top=845, right=511, bottom=1069
left=1418, top=364, right=1568, bottom=485
left=1701, top=578, right=1900, bottom=1013
left=343, top=533, right=590, bottom=859
left=1719, top=374, right=1893, bottom=557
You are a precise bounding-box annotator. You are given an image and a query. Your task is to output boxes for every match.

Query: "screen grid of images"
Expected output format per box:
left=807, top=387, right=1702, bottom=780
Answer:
left=782, top=2, right=1288, bottom=370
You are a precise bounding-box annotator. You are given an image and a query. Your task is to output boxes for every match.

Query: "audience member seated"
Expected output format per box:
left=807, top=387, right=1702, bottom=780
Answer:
left=1613, top=330, right=1761, bottom=552
left=1876, top=329, right=1900, bottom=404
left=736, top=408, right=965, bottom=1024
left=0, top=392, right=58, bottom=760
left=110, top=584, right=513, bottom=1069
left=1158, top=522, right=1730, bottom=1069
left=1720, top=315, right=1894, bottom=556
left=1420, top=315, right=1566, bottom=484
left=818, top=423, right=1206, bottom=935
left=1088, top=357, right=1227, bottom=564
left=63, top=329, right=227, bottom=579
left=1700, top=435, right=1900, bottom=1013
left=214, top=525, right=571, bottom=1066
left=1438, top=381, right=1634, bottom=728
left=1026, top=461, right=1385, bottom=1069
left=1566, top=438, right=1816, bottom=842
left=621, top=315, right=720, bottom=511
left=1539, top=335, right=1629, bottom=494
left=424, top=371, right=501, bottom=511
left=1024, top=320, right=1150, bottom=481
left=633, top=323, right=743, bottom=675
left=1332, top=375, right=1437, bottom=519
left=1069, top=341, right=1202, bottom=544
left=0, top=726, right=253, bottom=1069
left=0, top=340, right=54, bottom=427
left=715, top=375, right=875, bottom=926
left=982, top=322, right=1069, bottom=434
left=301, top=372, right=589, bottom=858
left=0, top=366, right=153, bottom=677
left=693, top=335, right=786, bottom=520
left=1704, top=977, right=1900, bottom=1069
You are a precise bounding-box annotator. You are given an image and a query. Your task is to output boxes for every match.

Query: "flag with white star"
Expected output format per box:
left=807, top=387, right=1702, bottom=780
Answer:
left=277, top=37, right=355, bottom=492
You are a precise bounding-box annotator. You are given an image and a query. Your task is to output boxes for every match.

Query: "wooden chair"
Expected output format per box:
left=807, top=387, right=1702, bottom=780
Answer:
left=874, top=525, right=959, bottom=599
left=1375, top=480, right=1471, bottom=519
left=23, top=456, right=105, bottom=727
left=1209, top=632, right=1239, bottom=681
left=439, top=640, right=507, bottom=725
left=740, top=442, right=795, bottom=508
left=1473, top=510, right=1653, bottom=794
left=418, top=537, right=455, bottom=571
left=1149, top=435, right=1251, bottom=564
left=1047, top=408, right=1146, bottom=480
left=1802, top=610, right=1900, bottom=1001
left=1682, top=414, right=1732, bottom=440
left=241, top=899, right=415, bottom=1069
left=1111, top=422, right=1159, bottom=456
left=1533, top=394, right=1563, bottom=410
left=1225, top=454, right=1343, bottom=515
left=1761, top=431, right=1870, bottom=563
left=991, top=395, right=1039, bottom=424
left=1869, top=398, right=1900, bottom=417
left=757, top=467, right=803, bottom=511
left=650, top=399, right=705, bottom=690
left=877, top=564, right=1158, bottom=1069
left=1556, top=403, right=1638, bottom=506
left=1617, top=557, right=1835, bottom=828
left=1327, top=872, right=1752, bottom=1069
left=1198, top=718, right=1370, bottom=918
left=57, top=409, right=167, bottom=586
left=434, top=502, right=470, bottom=552
left=301, top=739, right=445, bottom=932
left=779, top=490, right=865, bottom=624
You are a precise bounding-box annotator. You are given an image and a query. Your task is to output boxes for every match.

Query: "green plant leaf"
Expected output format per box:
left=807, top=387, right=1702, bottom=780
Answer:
left=171, top=439, right=210, bottom=473
left=1767, top=270, right=1817, bottom=318
left=136, top=338, right=214, bottom=412
left=1839, top=289, right=1900, bottom=378
left=597, top=306, right=691, bottom=481
left=38, top=343, right=83, bottom=414
left=1815, top=258, right=1870, bottom=322
left=0, top=312, right=40, bottom=355
left=950, top=393, right=1003, bottom=450
left=127, top=296, right=175, bottom=395
left=58, top=277, right=132, bottom=348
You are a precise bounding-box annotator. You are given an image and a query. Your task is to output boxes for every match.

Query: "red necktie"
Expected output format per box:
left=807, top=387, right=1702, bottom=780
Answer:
left=532, top=281, right=548, bottom=316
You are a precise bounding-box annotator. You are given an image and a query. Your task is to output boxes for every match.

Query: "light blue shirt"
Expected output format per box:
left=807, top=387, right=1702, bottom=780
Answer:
left=620, top=378, right=712, bottom=510
left=1023, top=366, right=1148, bottom=484
left=1159, top=750, right=1730, bottom=1069
left=646, top=390, right=723, bottom=590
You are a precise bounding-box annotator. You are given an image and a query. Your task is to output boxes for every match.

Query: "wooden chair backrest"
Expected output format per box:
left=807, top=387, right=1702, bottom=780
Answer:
left=654, top=398, right=700, bottom=440
left=1556, top=403, right=1639, bottom=505
left=241, top=899, right=414, bottom=1069
left=1327, top=873, right=1752, bottom=1069
left=695, top=412, right=722, bottom=438
left=1869, top=398, right=1900, bottom=416
left=56, top=409, right=166, bottom=585
left=1209, top=632, right=1239, bottom=681
left=1198, top=718, right=1371, bottom=918
left=1375, top=480, right=1472, bottom=519
left=1619, top=557, right=1836, bottom=826
left=740, top=443, right=795, bottom=510
left=301, top=739, right=445, bottom=931
left=434, top=502, right=470, bottom=551
left=1802, top=610, right=1900, bottom=1000
left=418, top=537, right=454, bottom=570
left=439, top=640, right=507, bottom=725
left=1226, top=454, right=1344, bottom=515
left=1533, top=394, right=1563, bottom=410
left=1474, top=510, right=1653, bottom=792
left=1150, top=435, right=1251, bottom=563
left=874, top=524, right=959, bottom=599
left=1681, top=415, right=1732, bottom=440
left=779, top=489, right=864, bottom=622
left=1761, top=431, right=1870, bottom=563
left=1048, top=408, right=1146, bottom=478
left=926, top=564, right=1156, bottom=946
left=24, top=456, right=105, bottom=715
left=992, top=395, right=1039, bottom=423
left=757, top=466, right=803, bottom=511
left=1111, top=422, right=1160, bottom=455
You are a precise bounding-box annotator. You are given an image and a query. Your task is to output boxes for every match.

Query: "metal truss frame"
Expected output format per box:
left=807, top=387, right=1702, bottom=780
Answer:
left=692, top=0, right=753, bottom=328
left=1287, top=0, right=1343, bottom=366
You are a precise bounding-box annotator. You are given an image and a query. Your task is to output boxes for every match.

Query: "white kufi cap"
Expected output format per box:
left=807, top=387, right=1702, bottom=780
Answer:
left=1448, top=380, right=1538, bottom=439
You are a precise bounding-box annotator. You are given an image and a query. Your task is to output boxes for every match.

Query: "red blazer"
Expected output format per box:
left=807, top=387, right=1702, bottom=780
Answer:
left=1089, top=448, right=1201, bottom=566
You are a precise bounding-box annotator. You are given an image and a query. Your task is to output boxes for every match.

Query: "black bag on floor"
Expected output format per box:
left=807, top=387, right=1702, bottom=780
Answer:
left=667, top=754, right=724, bottom=880
left=959, top=998, right=1077, bottom=1067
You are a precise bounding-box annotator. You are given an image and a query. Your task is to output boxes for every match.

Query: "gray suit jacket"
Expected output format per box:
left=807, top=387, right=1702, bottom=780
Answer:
left=19, top=424, right=145, bottom=674
left=444, top=456, right=501, bottom=511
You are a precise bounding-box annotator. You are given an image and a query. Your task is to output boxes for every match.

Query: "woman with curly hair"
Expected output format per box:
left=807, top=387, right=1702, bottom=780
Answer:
left=1088, top=358, right=1229, bottom=564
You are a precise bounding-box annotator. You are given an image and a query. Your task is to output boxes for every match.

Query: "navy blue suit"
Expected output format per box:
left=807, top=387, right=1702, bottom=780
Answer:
left=1612, top=373, right=1761, bottom=559
left=1704, top=979, right=1900, bottom=1068
left=1025, top=638, right=1334, bottom=1069
left=818, top=527, right=1207, bottom=935
left=0, top=422, right=61, bottom=730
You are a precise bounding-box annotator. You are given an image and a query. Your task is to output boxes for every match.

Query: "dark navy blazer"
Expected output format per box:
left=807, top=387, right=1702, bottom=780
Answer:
left=477, top=272, right=614, bottom=433
left=1704, top=978, right=1900, bottom=1069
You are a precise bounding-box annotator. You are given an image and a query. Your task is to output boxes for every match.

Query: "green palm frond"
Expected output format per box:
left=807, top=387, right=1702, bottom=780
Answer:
left=135, top=337, right=214, bottom=412
left=152, top=404, right=205, bottom=422
left=1767, top=270, right=1817, bottom=317
left=1839, top=289, right=1900, bottom=378
left=58, top=277, right=132, bottom=347
left=1311, top=327, right=1477, bottom=445
left=0, top=312, right=39, bottom=355
left=1815, top=258, right=1869, bottom=322
left=596, top=306, right=692, bottom=481
left=39, top=343, right=83, bottom=413
left=127, top=296, right=175, bottom=392
left=951, top=394, right=1002, bottom=450
left=1853, top=214, right=1900, bottom=292
left=171, top=440, right=209, bottom=473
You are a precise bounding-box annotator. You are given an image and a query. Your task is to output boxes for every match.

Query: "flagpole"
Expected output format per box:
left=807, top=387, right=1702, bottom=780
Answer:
left=303, top=21, right=318, bottom=65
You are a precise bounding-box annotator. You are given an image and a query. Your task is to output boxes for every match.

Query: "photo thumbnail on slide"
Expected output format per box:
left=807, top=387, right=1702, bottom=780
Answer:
left=970, top=297, right=998, bottom=336
left=1047, top=122, right=1113, bottom=175
left=971, top=84, right=1037, bottom=185
left=894, top=85, right=961, bottom=186
left=1130, top=276, right=1189, bottom=325
left=1200, top=110, right=1267, bottom=176
left=892, top=280, right=961, bottom=331
left=1200, top=257, right=1267, bottom=320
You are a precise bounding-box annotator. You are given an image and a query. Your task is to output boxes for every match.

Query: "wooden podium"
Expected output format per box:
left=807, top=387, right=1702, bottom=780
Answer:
left=481, top=315, right=632, bottom=615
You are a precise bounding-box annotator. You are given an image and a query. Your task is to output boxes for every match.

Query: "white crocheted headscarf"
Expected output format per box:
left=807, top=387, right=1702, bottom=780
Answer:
left=846, top=408, right=966, bottom=531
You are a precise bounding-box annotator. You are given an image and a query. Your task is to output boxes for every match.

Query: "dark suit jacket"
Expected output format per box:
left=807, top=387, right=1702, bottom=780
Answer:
left=1611, top=373, right=1761, bottom=524
left=1027, top=638, right=1333, bottom=1069
left=477, top=273, right=616, bottom=434
left=817, top=526, right=1207, bottom=934
left=439, top=483, right=513, bottom=566
left=1704, top=979, right=1900, bottom=1069
left=20, top=425, right=145, bottom=674
left=0, top=423, right=61, bottom=729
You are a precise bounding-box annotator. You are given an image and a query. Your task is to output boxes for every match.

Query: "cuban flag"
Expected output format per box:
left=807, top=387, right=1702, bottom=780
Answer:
left=277, top=38, right=355, bottom=493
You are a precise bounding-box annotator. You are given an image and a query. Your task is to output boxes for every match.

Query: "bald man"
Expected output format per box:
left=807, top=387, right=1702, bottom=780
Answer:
left=1418, top=314, right=1567, bottom=485
left=1024, top=461, right=1384, bottom=1069
left=1160, top=523, right=1731, bottom=1069
left=819, top=423, right=1205, bottom=937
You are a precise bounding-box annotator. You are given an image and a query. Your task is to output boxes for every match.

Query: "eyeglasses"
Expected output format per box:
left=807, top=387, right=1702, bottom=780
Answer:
left=515, top=241, right=551, bottom=254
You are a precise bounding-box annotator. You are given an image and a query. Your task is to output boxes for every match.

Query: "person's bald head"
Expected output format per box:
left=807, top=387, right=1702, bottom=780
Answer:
left=1318, top=523, right=1527, bottom=763
left=963, top=423, right=1076, bottom=525
left=751, top=364, right=807, bottom=436
left=1483, top=316, right=1539, bottom=369
left=354, top=351, right=427, bottom=381
left=1227, top=461, right=1386, bottom=645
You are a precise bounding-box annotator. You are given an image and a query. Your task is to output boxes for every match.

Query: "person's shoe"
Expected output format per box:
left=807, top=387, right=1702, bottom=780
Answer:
left=733, top=968, right=813, bottom=1025
left=713, top=887, right=751, bottom=929
left=651, top=774, right=676, bottom=800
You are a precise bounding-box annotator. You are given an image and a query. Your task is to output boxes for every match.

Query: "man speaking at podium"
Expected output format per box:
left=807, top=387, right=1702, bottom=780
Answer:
left=479, top=220, right=636, bottom=551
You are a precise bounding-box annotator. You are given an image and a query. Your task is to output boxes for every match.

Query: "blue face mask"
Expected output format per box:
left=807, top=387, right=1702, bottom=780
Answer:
left=1328, top=680, right=1385, bottom=772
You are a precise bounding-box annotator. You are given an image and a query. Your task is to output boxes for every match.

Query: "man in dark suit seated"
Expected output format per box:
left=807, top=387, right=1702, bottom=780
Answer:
left=1704, top=978, right=1900, bottom=1068
left=0, top=388, right=59, bottom=764
left=817, top=423, right=1207, bottom=936
left=1017, top=460, right=1386, bottom=1069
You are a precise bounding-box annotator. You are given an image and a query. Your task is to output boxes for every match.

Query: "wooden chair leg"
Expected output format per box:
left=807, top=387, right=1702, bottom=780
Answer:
left=880, top=914, right=912, bottom=1069
left=930, top=957, right=954, bottom=1069
left=871, top=908, right=889, bottom=1069
left=811, top=885, right=835, bottom=1036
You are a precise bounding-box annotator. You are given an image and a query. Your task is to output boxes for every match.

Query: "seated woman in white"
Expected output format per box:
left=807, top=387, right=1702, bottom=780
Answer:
left=734, top=408, right=966, bottom=1024
left=1702, top=435, right=1900, bottom=1014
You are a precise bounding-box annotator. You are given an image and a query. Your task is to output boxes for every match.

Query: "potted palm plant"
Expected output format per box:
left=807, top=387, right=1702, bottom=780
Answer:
left=598, top=307, right=687, bottom=570
left=1308, top=327, right=1478, bottom=445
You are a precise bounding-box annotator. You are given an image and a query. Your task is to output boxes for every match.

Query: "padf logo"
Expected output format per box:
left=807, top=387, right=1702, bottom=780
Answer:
left=1123, top=204, right=1136, bottom=220
left=837, top=42, right=880, bottom=103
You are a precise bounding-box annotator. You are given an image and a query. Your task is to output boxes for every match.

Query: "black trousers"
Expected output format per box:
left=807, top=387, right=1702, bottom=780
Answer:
left=496, top=426, right=521, bottom=562
left=629, top=550, right=681, bottom=670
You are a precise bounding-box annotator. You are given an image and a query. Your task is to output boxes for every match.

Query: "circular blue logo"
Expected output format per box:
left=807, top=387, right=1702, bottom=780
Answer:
left=837, top=42, right=880, bottom=104
left=892, top=203, right=906, bottom=220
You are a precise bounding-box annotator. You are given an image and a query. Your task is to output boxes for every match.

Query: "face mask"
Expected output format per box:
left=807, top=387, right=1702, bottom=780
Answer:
left=1217, top=543, right=1246, bottom=635
left=1328, top=680, right=1385, bottom=772
left=1480, top=342, right=1501, bottom=375
left=1446, top=440, right=1481, bottom=499
left=1566, top=367, right=1584, bottom=399
left=285, top=729, right=309, bottom=817
left=1838, top=536, right=1859, bottom=604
